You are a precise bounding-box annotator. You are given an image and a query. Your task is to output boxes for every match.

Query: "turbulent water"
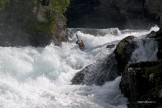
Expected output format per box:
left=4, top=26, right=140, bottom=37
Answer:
left=0, top=26, right=159, bottom=108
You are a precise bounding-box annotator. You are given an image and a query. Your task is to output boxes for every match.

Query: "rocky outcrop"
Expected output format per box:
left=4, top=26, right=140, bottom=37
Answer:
left=71, top=36, right=137, bottom=85
left=0, top=0, right=70, bottom=47
left=159, top=9, right=162, bottom=33
left=120, top=25, right=162, bottom=108
left=71, top=54, right=118, bottom=85
left=120, top=61, right=162, bottom=108
left=66, top=0, right=161, bottom=29
left=155, top=31, right=162, bottom=59
left=114, top=36, right=136, bottom=73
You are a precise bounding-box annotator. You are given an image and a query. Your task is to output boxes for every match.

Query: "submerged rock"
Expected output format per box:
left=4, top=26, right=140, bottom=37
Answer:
left=106, top=44, right=115, bottom=48
left=0, top=0, right=70, bottom=47
left=120, top=61, right=162, bottom=108
left=119, top=30, right=162, bottom=108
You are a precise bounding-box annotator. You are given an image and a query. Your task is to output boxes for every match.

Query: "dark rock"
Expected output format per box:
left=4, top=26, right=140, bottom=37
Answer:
left=0, top=0, right=70, bottom=47
left=106, top=44, right=115, bottom=48
left=146, top=31, right=157, bottom=38
left=29, top=33, right=52, bottom=47
left=119, top=30, right=162, bottom=108
left=120, top=61, right=162, bottom=108
left=71, top=36, right=137, bottom=85
left=66, top=0, right=160, bottom=29
left=156, top=30, right=162, bottom=37
left=71, top=53, right=118, bottom=85
left=114, top=36, right=136, bottom=73
left=160, top=8, right=162, bottom=30
left=41, top=0, right=50, bottom=6
left=71, top=65, right=92, bottom=84
left=146, top=31, right=162, bottom=62
left=157, top=41, right=162, bottom=59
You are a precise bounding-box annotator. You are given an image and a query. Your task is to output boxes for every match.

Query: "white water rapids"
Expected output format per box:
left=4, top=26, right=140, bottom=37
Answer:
left=0, top=26, right=159, bottom=108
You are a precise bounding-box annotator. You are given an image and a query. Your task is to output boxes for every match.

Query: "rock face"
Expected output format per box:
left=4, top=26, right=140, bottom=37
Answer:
left=71, top=36, right=137, bottom=85
left=0, top=0, right=70, bottom=47
left=155, top=31, right=162, bottom=59
left=71, top=54, right=118, bottom=85
left=120, top=61, right=162, bottom=108
left=159, top=8, right=162, bottom=33
left=120, top=29, right=162, bottom=108
left=114, top=36, right=136, bottom=73
left=66, top=0, right=161, bottom=29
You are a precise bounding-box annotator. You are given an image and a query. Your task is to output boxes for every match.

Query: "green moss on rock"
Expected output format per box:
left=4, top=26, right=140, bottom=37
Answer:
left=50, top=0, right=70, bottom=14
left=26, top=0, right=70, bottom=35
left=0, top=0, right=10, bottom=11
left=120, top=60, right=162, bottom=108
left=144, top=62, right=162, bottom=79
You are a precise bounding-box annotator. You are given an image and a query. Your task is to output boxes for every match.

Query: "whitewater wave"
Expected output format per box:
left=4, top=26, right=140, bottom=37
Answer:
left=0, top=26, right=159, bottom=108
left=0, top=45, right=127, bottom=108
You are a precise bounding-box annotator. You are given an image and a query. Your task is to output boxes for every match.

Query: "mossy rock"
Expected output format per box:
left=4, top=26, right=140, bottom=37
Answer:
left=120, top=60, right=162, bottom=108
left=0, top=0, right=70, bottom=46
left=0, top=0, right=10, bottom=11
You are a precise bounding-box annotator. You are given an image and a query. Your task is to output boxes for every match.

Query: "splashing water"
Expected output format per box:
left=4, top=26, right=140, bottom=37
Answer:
left=0, top=26, right=159, bottom=108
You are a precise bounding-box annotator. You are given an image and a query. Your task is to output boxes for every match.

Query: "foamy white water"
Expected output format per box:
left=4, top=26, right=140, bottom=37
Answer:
left=0, top=26, right=159, bottom=108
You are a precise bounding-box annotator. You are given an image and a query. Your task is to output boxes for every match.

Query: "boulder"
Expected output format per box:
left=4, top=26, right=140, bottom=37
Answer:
left=120, top=61, right=162, bottom=108
left=114, top=36, right=136, bottom=73
left=71, top=64, right=92, bottom=85
left=71, top=53, right=118, bottom=85
left=146, top=31, right=161, bottom=61
left=157, top=34, right=162, bottom=59
left=71, top=36, right=137, bottom=85
left=146, top=31, right=157, bottom=38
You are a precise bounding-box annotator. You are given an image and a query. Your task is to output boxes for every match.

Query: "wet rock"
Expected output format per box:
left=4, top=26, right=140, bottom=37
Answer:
left=146, top=30, right=162, bottom=57
left=0, top=0, right=70, bottom=47
left=106, top=44, right=115, bottom=48
left=71, top=36, right=137, bottom=85
left=120, top=61, right=162, bottom=108
left=157, top=38, right=162, bottom=59
left=71, top=53, right=118, bottom=85
left=146, top=31, right=157, bottom=38
left=114, top=36, right=136, bottom=73
left=71, top=65, right=92, bottom=84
